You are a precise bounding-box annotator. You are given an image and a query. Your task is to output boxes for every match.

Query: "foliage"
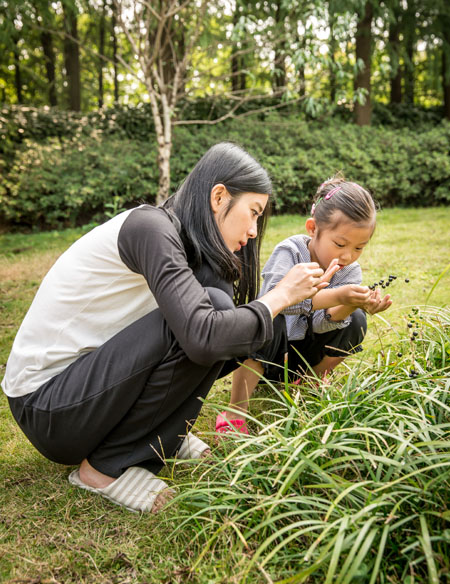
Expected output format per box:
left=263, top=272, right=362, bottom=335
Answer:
left=1, top=101, right=445, bottom=154
left=1, top=110, right=449, bottom=229
left=172, top=306, right=450, bottom=583
left=0, top=136, right=157, bottom=229
left=172, top=116, right=450, bottom=212
left=2, top=0, right=449, bottom=113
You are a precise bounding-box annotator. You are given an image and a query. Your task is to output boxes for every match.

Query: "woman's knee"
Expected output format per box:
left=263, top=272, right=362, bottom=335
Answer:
left=205, top=287, right=234, bottom=311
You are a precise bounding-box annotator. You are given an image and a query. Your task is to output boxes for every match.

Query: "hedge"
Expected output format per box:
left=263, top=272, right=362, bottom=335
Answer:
left=1, top=110, right=449, bottom=229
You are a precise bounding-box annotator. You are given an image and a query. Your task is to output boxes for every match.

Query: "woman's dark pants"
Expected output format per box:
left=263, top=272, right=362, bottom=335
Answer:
left=8, top=288, right=233, bottom=478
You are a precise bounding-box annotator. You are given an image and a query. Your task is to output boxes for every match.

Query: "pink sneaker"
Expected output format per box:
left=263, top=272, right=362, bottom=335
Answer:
left=215, top=411, right=249, bottom=435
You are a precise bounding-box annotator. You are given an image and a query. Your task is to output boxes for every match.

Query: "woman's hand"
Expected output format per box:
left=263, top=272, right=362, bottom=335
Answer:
left=277, top=262, right=326, bottom=305
left=258, top=262, right=325, bottom=318
left=363, top=288, right=393, bottom=315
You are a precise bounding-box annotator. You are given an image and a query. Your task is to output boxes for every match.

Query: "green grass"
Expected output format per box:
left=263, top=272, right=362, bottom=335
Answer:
left=174, top=304, right=450, bottom=583
left=0, top=208, right=449, bottom=583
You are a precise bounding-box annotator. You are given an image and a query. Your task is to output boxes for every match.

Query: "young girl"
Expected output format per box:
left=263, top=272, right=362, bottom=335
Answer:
left=217, top=177, right=392, bottom=435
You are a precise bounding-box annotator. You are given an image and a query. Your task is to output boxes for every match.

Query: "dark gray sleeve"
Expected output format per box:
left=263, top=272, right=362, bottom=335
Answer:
left=118, top=206, right=273, bottom=367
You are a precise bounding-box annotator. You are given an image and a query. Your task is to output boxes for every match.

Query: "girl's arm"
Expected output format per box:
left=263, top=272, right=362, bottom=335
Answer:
left=315, top=285, right=393, bottom=321
left=313, top=283, right=371, bottom=320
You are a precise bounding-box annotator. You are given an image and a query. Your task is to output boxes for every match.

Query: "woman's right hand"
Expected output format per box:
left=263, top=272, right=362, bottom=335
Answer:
left=258, top=262, right=325, bottom=318
left=277, top=262, right=326, bottom=305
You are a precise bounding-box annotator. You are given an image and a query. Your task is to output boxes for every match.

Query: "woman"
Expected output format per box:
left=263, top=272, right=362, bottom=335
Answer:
left=2, top=142, right=332, bottom=513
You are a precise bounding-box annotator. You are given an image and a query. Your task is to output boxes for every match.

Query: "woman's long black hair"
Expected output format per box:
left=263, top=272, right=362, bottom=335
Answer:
left=163, top=142, right=272, bottom=305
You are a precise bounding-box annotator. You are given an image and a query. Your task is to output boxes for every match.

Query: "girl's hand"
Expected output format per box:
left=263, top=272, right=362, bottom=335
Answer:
left=336, top=284, right=372, bottom=307
left=317, top=258, right=341, bottom=290
left=363, top=288, right=393, bottom=315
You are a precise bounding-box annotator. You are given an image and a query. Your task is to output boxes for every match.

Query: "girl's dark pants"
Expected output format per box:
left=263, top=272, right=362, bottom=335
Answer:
left=256, top=309, right=367, bottom=382
left=8, top=286, right=235, bottom=479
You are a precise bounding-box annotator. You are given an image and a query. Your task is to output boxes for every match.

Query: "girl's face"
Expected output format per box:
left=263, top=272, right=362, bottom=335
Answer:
left=211, top=186, right=269, bottom=253
left=306, top=211, right=374, bottom=270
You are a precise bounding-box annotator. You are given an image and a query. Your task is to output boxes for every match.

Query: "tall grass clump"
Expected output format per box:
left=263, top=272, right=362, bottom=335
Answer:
left=172, top=306, right=450, bottom=583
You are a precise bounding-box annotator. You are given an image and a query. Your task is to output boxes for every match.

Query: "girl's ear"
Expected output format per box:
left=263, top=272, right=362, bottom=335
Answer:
left=305, top=217, right=317, bottom=237
left=210, top=184, right=230, bottom=216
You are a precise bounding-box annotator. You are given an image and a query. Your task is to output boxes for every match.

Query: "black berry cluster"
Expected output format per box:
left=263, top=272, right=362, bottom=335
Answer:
left=368, top=275, right=410, bottom=290
left=407, top=307, right=421, bottom=342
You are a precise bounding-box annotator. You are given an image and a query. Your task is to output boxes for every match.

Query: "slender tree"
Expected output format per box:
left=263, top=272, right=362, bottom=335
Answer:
left=114, top=0, right=208, bottom=203
left=354, top=0, right=373, bottom=125
left=328, top=3, right=338, bottom=102
left=110, top=0, right=119, bottom=102
left=41, top=29, right=57, bottom=105
left=12, top=37, right=23, bottom=103
left=387, top=0, right=402, bottom=104
left=36, top=0, right=58, bottom=106
left=97, top=0, right=106, bottom=107
left=272, top=0, right=287, bottom=90
left=63, top=0, right=81, bottom=110
left=402, top=0, right=416, bottom=104
left=231, top=1, right=247, bottom=92
left=444, top=45, right=450, bottom=120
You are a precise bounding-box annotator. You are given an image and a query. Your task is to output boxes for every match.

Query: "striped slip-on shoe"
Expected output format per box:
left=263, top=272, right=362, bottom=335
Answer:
left=177, top=432, right=211, bottom=460
left=69, top=466, right=173, bottom=513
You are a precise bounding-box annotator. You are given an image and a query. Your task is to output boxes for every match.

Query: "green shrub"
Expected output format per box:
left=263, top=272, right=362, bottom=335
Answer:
left=0, top=137, right=158, bottom=229
left=186, top=116, right=450, bottom=212
left=1, top=111, right=449, bottom=229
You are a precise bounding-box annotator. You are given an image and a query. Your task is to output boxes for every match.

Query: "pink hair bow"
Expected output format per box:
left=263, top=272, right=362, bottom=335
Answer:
left=324, top=186, right=341, bottom=200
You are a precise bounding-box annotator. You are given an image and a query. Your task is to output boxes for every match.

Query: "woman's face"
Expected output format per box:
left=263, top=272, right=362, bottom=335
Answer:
left=211, top=186, right=269, bottom=253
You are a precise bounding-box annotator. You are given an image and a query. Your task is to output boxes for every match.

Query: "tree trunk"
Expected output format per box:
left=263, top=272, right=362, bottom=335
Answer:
left=13, top=39, right=22, bottom=103
left=149, top=91, right=173, bottom=204
left=443, top=45, right=450, bottom=121
left=157, top=140, right=172, bottom=205
left=298, top=63, right=306, bottom=97
left=296, top=27, right=306, bottom=97
left=388, top=17, right=402, bottom=104
left=329, top=9, right=337, bottom=103
left=41, top=30, right=57, bottom=106
left=111, top=1, right=119, bottom=102
left=273, top=0, right=286, bottom=90
left=403, top=3, right=415, bottom=105
left=354, top=1, right=373, bottom=126
left=63, top=5, right=81, bottom=111
left=231, top=6, right=246, bottom=92
left=98, top=0, right=106, bottom=108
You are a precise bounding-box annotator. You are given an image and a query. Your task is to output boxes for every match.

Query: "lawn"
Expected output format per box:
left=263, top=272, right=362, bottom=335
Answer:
left=0, top=208, right=449, bottom=583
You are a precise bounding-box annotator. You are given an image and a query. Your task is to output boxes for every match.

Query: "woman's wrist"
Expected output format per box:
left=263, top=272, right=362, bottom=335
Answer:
left=258, top=287, right=293, bottom=318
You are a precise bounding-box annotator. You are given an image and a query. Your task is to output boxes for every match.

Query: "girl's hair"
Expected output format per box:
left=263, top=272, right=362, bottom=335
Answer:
left=311, top=174, right=376, bottom=231
left=163, top=142, right=272, bottom=305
